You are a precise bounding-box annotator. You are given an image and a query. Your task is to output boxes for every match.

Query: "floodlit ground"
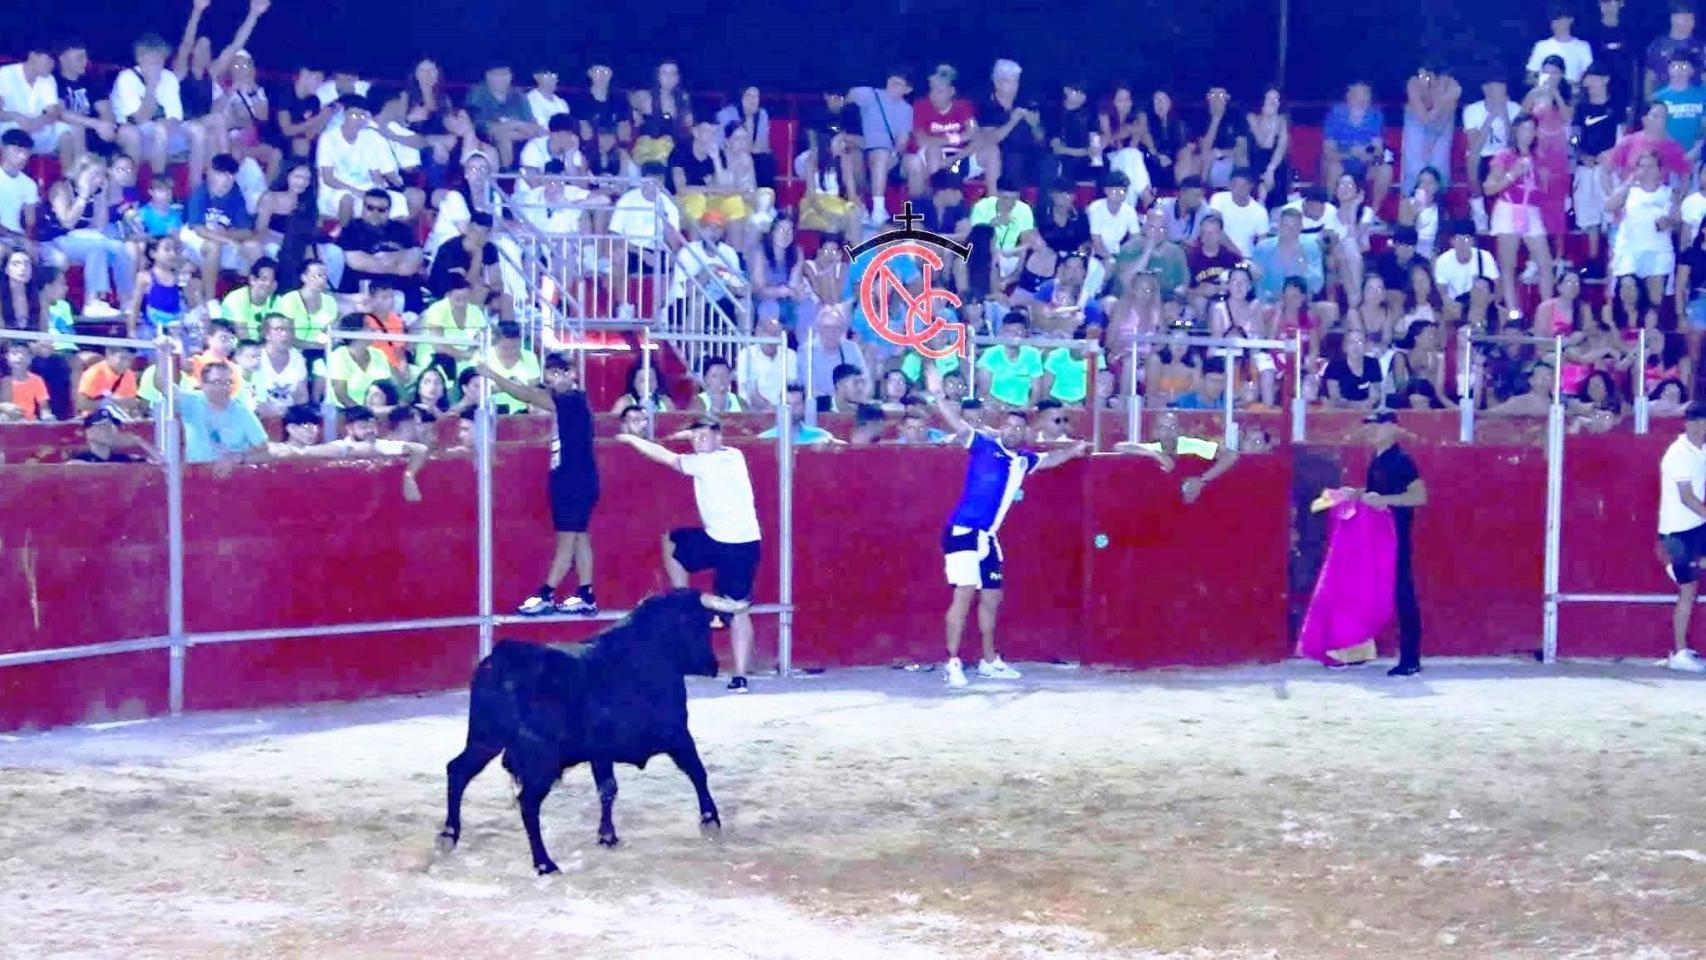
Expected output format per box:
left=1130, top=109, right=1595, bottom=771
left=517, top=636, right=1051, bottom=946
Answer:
left=1, top=660, right=1703, bottom=960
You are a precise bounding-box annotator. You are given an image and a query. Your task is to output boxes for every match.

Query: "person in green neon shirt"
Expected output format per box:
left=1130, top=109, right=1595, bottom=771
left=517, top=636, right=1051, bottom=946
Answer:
left=1115, top=410, right=1240, bottom=503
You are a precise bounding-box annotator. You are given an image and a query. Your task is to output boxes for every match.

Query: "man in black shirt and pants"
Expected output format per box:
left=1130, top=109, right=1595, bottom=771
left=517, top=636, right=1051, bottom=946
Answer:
left=479, top=353, right=602, bottom=617
left=1363, top=410, right=1429, bottom=676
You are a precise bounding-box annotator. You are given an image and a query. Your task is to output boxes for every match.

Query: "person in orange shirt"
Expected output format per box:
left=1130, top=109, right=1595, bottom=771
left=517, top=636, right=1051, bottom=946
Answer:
left=76, top=344, right=142, bottom=416
left=186, top=319, right=246, bottom=397
left=0, top=340, right=51, bottom=420
left=360, top=278, right=407, bottom=370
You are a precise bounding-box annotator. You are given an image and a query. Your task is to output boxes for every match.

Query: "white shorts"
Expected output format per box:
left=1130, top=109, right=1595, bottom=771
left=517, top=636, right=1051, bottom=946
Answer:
left=1490, top=199, right=1546, bottom=238
left=1572, top=163, right=1607, bottom=229
left=317, top=185, right=411, bottom=220
left=177, top=226, right=251, bottom=272
left=1610, top=245, right=1676, bottom=280
left=942, top=525, right=1004, bottom=591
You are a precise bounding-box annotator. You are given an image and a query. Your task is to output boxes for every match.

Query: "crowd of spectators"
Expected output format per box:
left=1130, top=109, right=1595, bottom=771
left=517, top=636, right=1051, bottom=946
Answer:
left=2, top=0, right=1705, bottom=453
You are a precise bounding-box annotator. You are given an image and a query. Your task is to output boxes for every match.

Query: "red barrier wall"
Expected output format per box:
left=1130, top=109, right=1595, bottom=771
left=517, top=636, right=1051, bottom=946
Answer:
left=0, top=417, right=1692, bottom=732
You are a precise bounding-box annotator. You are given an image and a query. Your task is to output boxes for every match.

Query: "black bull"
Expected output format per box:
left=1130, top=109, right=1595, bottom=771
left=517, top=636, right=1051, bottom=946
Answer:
left=437, top=589, right=726, bottom=875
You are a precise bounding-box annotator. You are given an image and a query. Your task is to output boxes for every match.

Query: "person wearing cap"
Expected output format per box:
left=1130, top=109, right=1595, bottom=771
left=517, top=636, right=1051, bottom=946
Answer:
left=1574, top=62, right=1620, bottom=268
left=1361, top=408, right=1428, bottom=676
left=919, top=361, right=1088, bottom=688
left=1527, top=3, right=1595, bottom=86
left=1655, top=402, right=1706, bottom=671
left=615, top=416, right=764, bottom=693
left=65, top=408, right=159, bottom=463
left=1646, top=1, right=1705, bottom=99
left=904, top=64, right=977, bottom=198
left=477, top=352, right=603, bottom=618
left=315, top=95, right=409, bottom=225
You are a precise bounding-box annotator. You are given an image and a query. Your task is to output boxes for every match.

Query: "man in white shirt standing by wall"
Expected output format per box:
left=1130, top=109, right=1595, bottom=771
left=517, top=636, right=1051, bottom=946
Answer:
left=110, top=33, right=200, bottom=184
left=1527, top=4, right=1596, bottom=85
left=616, top=416, right=764, bottom=693
left=1657, top=402, right=1706, bottom=672
left=0, top=46, right=65, bottom=158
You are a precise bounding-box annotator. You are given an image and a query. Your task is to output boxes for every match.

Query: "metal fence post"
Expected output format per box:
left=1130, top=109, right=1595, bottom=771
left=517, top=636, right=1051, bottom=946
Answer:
left=1635, top=327, right=1651, bottom=435
left=1542, top=388, right=1565, bottom=665
left=1290, top=330, right=1306, bottom=442
left=477, top=323, right=496, bottom=660
left=1458, top=332, right=1474, bottom=444
left=776, top=360, right=795, bottom=679
left=163, top=346, right=186, bottom=715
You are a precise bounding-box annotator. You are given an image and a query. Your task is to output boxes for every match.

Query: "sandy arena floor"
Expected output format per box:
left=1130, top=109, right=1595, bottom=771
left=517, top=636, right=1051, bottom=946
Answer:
left=0, top=660, right=1703, bottom=960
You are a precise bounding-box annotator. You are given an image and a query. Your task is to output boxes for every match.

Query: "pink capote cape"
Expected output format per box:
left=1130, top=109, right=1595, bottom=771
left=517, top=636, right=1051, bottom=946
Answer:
left=1296, top=488, right=1397, bottom=665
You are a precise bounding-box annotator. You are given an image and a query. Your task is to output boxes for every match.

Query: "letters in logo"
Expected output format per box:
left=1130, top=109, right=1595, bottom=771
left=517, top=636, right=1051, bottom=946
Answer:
left=851, top=210, right=970, bottom=360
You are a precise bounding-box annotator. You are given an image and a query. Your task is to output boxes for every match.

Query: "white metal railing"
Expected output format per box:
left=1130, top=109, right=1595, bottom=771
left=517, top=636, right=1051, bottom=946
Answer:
left=0, top=322, right=802, bottom=718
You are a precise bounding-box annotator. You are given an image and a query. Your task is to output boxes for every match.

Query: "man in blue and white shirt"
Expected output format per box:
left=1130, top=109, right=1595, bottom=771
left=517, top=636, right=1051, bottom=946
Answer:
left=923, top=365, right=1088, bottom=688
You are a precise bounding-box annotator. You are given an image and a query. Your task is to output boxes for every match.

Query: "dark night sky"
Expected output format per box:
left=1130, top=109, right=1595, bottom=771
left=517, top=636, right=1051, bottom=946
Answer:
left=6, top=0, right=1671, bottom=112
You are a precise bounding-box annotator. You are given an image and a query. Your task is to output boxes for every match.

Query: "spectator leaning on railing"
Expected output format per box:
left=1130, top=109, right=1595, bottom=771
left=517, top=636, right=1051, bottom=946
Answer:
left=151, top=334, right=269, bottom=468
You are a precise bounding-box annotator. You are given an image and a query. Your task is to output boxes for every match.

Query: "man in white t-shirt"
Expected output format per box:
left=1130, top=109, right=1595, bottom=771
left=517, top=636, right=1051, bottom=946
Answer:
left=315, top=95, right=409, bottom=223
left=1462, top=79, right=1522, bottom=232
left=1432, top=222, right=1500, bottom=306
left=615, top=417, right=764, bottom=693
left=519, top=114, right=585, bottom=178
left=0, top=47, right=66, bottom=155
left=526, top=68, right=570, bottom=128
left=735, top=307, right=796, bottom=410
left=0, top=130, right=41, bottom=252
left=1656, top=404, right=1706, bottom=672
left=1086, top=170, right=1140, bottom=262
left=1527, top=6, right=1595, bottom=84
left=110, top=33, right=200, bottom=182
left=1207, top=168, right=1271, bottom=255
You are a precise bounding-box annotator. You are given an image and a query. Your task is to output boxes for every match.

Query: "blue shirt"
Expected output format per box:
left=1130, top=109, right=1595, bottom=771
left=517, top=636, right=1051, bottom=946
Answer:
left=1169, top=391, right=1222, bottom=410
left=757, top=423, right=836, bottom=444
left=186, top=185, right=254, bottom=233
left=1656, top=85, right=1706, bottom=151
left=949, top=432, right=1041, bottom=533
left=1324, top=103, right=1385, bottom=150
left=178, top=389, right=268, bottom=463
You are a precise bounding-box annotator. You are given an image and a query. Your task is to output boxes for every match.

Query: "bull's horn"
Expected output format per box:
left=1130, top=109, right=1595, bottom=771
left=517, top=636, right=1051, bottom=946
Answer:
left=699, top=594, right=752, bottom=615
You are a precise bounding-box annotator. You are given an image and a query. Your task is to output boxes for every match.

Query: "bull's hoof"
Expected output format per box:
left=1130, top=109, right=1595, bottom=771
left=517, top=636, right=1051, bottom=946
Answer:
left=535, top=859, right=560, bottom=876
left=598, top=833, right=620, bottom=849
left=435, top=830, right=458, bottom=855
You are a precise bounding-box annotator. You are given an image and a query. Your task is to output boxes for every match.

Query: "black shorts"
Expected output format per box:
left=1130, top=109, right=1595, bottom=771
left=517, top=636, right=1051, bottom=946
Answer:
left=1662, top=525, right=1706, bottom=583
left=669, top=528, right=760, bottom=602
left=1475, top=155, right=1493, bottom=188
left=550, top=472, right=598, bottom=533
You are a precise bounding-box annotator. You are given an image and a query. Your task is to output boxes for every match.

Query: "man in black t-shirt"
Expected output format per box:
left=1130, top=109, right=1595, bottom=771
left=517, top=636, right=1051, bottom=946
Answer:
left=972, top=59, right=1048, bottom=196
left=337, top=188, right=422, bottom=304
left=65, top=409, right=157, bottom=463
left=573, top=64, right=627, bottom=142
left=429, top=212, right=501, bottom=300
left=53, top=41, right=116, bottom=165
left=481, top=353, right=602, bottom=617
left=1363, top=409, right=1428, bottom=676
left=1048, top=81, right=1097, bottom=186
left=1574, top=62, right=1624, bottom=269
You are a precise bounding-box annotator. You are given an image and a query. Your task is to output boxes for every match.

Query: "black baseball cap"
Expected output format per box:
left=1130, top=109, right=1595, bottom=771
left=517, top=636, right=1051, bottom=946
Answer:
left=1364, top=409, right=1399, bottom=425
left=689, top=415, right=722, bottom=431
left=82, top=409, right=119, bottom=428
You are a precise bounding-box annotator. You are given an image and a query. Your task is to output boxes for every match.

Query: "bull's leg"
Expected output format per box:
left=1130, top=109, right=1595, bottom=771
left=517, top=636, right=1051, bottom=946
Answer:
left=591, top=760, right=620, bottom=848
left=668, top=738, right=720, bottom=835
left=439, top=743, right=502, bottom=852
left=517, top=777, right=561, bottom=875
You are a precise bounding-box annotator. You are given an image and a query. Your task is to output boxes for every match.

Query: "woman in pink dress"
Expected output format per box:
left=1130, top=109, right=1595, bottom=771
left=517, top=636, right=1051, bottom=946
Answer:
left=1523, top=57, right=1574, bottom=253
left=1486, top=114, right=1557, bottom=314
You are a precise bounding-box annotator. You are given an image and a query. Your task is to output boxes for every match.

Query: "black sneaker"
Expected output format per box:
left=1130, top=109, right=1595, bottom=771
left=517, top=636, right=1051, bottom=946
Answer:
left=726, top=676, right=749, bottom=693
left=1387, top=663, right=1422, bottom=677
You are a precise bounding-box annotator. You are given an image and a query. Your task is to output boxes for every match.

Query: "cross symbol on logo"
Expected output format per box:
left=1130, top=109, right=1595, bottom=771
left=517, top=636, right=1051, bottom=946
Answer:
left=890, top=201, right=925, bottom=231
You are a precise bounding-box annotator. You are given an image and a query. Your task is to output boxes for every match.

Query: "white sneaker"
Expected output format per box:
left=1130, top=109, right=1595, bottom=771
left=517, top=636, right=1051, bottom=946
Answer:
left=1520, top=261, right=1540, bottom=285
left=944, top=657, right=968, bottom=688
left=82, top=301, right=119, bottom=319
left=977, top=657, right=1021, bottom=680
left=1666, top=649, right=1706, bottom=673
